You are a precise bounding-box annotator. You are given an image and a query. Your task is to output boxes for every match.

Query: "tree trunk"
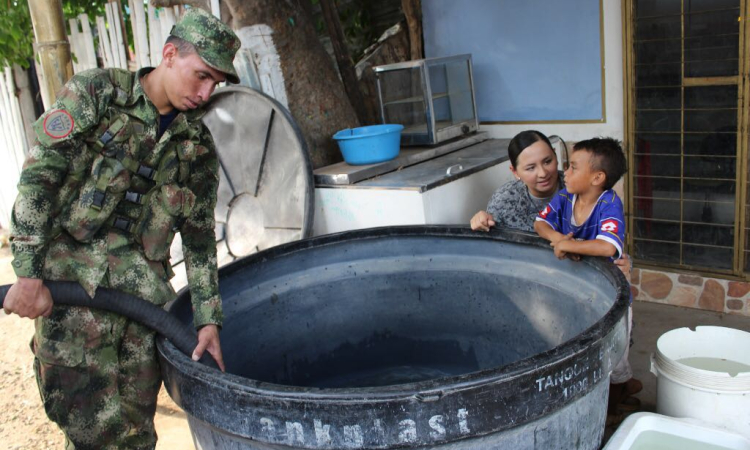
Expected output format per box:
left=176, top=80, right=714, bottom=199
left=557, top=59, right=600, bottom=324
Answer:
left=28, top=0, right=73, bottom=108
left=319, top=0, right=373, bottom=125
left=401, top=0, right=422, bottom=60
left=223, top=0, right=358, bottom=168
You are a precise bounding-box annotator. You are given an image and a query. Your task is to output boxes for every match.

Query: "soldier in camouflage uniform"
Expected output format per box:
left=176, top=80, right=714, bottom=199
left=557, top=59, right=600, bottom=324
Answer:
left=3, top=8, right=240, bottom=449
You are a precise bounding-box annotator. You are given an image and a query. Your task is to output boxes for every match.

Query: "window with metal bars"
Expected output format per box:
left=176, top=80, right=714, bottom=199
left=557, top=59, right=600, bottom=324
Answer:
left=629, top=0, right=743, bottom=273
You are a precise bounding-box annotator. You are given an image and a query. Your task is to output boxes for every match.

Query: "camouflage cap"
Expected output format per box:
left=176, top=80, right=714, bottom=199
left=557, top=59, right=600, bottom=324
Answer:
left=170, top=8, right=241, bottom=84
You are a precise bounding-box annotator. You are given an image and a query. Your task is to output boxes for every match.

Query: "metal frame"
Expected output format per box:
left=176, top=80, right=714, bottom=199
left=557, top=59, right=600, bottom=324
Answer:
left=374, top=54, right=479, bottom=146
left=737, top=1, right=750, bottom=277
left=624, top=0, right=750, bottom=279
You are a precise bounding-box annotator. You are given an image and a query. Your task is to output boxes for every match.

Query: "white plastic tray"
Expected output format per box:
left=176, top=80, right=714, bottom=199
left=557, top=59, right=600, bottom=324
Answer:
left=603, top=412, right=750, bottom=450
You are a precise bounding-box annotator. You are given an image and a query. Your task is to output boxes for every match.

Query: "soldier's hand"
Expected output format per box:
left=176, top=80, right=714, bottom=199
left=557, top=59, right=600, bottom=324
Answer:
left=193, top=324, right=225, bottom=372
left=3, top=277, right=53, bottom=319
left=470, top=211, right=495, bottom=232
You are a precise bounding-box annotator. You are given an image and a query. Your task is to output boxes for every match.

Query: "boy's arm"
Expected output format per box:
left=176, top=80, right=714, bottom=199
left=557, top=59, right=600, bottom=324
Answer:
left=534, top=220, right=567, bottom=244
left=595, top=192, right=626, bottom=259
left=555, top=238, right=617, bottom=258
left=535, top=222, right=580, bottom=260
left=534, top=193, right=567, bottom=244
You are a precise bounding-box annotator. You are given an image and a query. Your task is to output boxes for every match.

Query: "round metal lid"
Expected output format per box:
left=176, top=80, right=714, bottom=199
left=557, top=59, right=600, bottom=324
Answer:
left=170, top=86, right=314, bottom=291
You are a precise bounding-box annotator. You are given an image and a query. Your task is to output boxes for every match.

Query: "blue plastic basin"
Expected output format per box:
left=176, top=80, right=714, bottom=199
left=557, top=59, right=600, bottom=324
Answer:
left=333, top=124, right=404, bottom=165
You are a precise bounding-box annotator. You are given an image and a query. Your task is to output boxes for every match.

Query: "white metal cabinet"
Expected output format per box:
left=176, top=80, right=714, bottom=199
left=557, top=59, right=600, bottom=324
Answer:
left=313, top=138, right=512, bottom=235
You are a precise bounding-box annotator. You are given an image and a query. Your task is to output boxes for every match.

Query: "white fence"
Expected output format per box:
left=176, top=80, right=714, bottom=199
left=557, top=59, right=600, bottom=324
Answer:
left=68, top=2, right=183, bottom=72
left=0, top=66, right=29, bottom=230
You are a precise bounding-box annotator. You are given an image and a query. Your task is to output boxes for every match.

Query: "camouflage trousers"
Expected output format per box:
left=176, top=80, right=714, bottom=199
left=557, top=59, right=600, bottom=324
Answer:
left=32, top=305, right=161, bottom=450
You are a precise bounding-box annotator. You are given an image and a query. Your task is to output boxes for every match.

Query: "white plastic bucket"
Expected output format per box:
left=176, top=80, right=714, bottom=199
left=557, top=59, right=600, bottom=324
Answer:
left=651, top=326, right=750, bottom=438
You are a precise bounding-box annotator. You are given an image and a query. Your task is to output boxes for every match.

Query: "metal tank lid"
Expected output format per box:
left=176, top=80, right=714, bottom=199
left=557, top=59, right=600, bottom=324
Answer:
left=170, top=86, right=315, bottom=290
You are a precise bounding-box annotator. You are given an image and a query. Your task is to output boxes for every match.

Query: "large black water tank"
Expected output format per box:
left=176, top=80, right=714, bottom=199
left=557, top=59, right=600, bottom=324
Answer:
left=158, top=226, right=629, bottom=449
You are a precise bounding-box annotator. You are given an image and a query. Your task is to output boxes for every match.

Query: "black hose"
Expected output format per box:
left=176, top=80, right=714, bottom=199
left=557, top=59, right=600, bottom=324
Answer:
left=0, top=280, right=218, bottom=368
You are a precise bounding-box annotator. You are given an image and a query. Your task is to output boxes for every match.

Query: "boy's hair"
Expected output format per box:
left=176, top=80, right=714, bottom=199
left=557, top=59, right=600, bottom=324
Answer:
left=572, top=137, right=627, bottom=191
left=165, top=35, right=197, bottom=57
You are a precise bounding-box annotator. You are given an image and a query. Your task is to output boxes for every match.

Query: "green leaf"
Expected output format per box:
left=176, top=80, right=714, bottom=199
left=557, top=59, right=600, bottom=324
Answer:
left=0, top=0, right=110, bottom=69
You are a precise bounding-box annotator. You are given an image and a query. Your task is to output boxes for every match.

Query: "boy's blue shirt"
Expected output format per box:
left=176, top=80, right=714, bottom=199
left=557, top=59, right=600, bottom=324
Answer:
left=535, top=188, right=625, bottom=260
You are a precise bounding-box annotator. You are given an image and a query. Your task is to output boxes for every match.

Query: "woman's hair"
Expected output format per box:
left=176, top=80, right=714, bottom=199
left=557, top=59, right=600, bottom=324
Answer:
left=508, top=130, right=553, bottom=168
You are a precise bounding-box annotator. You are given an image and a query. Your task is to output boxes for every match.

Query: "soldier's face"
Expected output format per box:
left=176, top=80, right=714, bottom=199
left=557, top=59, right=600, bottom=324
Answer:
left=166, top=49, right=226, bottom=111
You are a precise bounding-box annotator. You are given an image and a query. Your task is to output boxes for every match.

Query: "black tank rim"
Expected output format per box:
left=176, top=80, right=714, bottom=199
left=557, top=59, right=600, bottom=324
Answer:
left=157, top=225, right=630, bottom=401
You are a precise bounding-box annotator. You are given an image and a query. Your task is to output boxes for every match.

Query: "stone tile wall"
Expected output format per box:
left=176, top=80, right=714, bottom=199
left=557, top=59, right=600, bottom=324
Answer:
left=630, top=267, right=749, bottom=317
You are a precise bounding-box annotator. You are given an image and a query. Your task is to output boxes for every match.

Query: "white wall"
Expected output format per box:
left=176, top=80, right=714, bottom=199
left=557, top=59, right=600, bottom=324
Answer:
left=481, top=0, right=624, bottom=142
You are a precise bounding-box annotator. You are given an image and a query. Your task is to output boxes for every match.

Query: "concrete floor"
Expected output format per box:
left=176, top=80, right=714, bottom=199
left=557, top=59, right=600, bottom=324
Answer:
left=603, top=299, right=750, bottom=443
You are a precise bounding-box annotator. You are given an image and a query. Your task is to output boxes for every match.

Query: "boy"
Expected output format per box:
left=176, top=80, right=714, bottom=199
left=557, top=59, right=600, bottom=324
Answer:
left=534, top=137, right=626, bottom=260
left=534, top=137, right=641, bottom=422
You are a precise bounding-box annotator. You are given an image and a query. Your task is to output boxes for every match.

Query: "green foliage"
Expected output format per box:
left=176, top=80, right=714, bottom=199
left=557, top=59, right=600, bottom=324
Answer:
left=338, top=1, right=375, bottom=61
left=63, top=0, right=108, bottom=20
left=0, top=1, right=35, bottom=68
left=0, top=0, right=132, bottom=70
left=312, top=0, right=378, bottom=62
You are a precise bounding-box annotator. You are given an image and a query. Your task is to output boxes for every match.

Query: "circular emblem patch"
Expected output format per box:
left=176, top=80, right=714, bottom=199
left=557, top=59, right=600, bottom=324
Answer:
left=43, top=110, right=74, bottom=139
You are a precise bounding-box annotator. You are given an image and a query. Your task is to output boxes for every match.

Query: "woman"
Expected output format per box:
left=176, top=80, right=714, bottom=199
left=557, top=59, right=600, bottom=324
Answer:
left=469, top=130, right=640, bottom=422
left=470, top=129, right=631, bottom=277
left=470, top=130, right=563, bottom=233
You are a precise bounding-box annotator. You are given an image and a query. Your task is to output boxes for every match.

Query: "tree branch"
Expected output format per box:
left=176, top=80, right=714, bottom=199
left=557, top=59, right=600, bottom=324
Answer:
left=319, top=0, right=372, bottom=124
left=150, top=0, right=210, bottom=11
left=222, top=0, right=248, bottom=25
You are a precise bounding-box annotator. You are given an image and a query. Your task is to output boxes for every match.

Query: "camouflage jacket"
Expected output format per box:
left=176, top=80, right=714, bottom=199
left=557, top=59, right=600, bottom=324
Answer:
left=486, top=171, right=565, bottom=233
left=10, top=68, right=222, bottom=328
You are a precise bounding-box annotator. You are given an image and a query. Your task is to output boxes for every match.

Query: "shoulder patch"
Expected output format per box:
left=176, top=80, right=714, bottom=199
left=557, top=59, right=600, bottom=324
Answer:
left=43, top=110, right=75, bottom=139
left=601, top=219, right=619, bottom=233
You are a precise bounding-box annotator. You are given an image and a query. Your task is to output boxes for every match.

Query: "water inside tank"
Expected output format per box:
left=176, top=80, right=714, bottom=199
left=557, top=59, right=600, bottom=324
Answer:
left=185, top=234, right=619, bottom=388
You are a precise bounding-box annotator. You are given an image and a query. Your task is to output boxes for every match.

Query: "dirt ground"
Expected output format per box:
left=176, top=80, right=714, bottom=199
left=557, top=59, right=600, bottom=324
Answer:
left=0, top=244, right=196, bottom=449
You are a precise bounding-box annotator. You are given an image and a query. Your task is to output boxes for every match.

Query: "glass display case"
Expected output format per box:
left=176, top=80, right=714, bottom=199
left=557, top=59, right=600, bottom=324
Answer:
left=374, top=54, right=478, bottom=146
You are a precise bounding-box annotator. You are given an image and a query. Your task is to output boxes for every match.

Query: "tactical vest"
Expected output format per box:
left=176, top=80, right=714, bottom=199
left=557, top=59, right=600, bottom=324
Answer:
left=55, top=69, right=204, bottom=263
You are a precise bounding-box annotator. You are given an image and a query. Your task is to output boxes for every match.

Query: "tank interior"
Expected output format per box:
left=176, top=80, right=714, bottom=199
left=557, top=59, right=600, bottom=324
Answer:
left=171, top=235, right=618, bottom=388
